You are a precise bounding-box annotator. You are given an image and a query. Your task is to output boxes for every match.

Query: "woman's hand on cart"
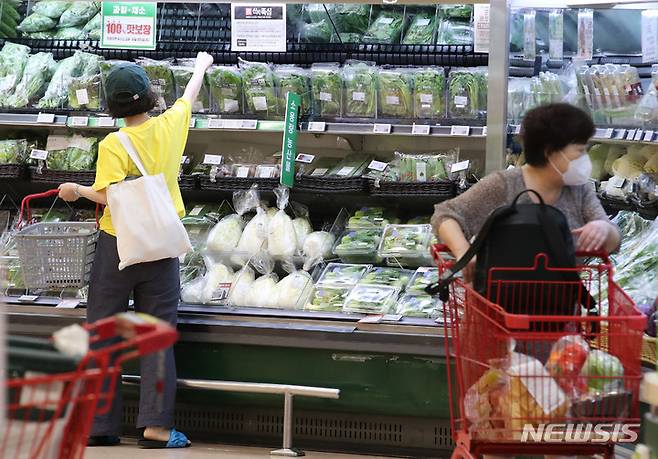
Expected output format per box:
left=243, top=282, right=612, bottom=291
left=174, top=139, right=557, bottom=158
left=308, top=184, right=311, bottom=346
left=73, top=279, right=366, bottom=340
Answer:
left=58, top=182, right=81, bottom=202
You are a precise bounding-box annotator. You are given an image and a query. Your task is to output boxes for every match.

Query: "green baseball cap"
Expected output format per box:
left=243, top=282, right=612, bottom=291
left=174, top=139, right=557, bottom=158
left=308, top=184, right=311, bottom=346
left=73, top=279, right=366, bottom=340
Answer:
left=105, top=63, right=151, bottom=105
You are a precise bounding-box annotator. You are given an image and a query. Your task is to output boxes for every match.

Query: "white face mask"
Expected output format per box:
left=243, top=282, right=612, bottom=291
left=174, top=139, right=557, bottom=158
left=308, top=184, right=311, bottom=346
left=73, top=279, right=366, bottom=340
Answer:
left=550, top=152, right=592, bottom=186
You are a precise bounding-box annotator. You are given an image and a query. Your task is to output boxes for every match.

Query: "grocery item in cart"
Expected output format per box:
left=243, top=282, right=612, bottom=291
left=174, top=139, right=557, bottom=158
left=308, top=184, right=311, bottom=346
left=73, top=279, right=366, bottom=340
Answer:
left=239, top=58, right=278, bottom=116
left=334, top=228, right=383, bottom=264
left=580, top=349, right=625, bottom=395
left=545, top=335, right=590, bottom=398
left=395, top=293, right=440, bottom=318
left=306, top=285, right=351, bottom=312
left=363, top=10, right=404, bottom=44
left=412, top=67, right=446, bottom=119
left=379, top=224, right=432, bottom=258
left=136, top=58, right=177, bottom=111
left=343, top=61, right=377, bottom=118
left=311, top=63, right=343, bottom=117
left=207, top=65, right=243, bottom=114
left=378, top=67, right=413, bottom=118
left=317, top=263, right=370, bottom=287
left=360, top=267, right=412, bottom=289
left=343, top=284, right=399, bottom=314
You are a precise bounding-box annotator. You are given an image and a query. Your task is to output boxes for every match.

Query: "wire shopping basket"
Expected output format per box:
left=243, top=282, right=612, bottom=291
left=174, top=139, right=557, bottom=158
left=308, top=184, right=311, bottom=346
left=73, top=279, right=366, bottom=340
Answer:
left=3, top=312, right=178, bottom=459
left=431, top=244, right=646, bottom=459
left=13, top=190, right=98, bottom=290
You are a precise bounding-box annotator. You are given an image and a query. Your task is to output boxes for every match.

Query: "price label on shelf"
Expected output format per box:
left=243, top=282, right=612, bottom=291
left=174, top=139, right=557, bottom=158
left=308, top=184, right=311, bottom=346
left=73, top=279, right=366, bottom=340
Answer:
left=615, top=129, right=627, bottom=140
left=203, top=154, right=223, bottom=165
left=242, top=119, right=258, bottom=130
left=337, top=166, right=354, bottom=177
left=382, top=314, right=403, bottom=322
left=235, top=166, right=251, bottom=178
left=36, top=113, right=55, bottom=123
left=645, top=130, right=655, bottom=142
left=189, top=206, right=204, bottom=217
left=18, top=295, right=39, bottom=302
left=481, top=126, right=488, bottom=136
left=223, top=119, right=244, bottom=129
left=207, top=118, right=224, bottom=129
left=367, top=160, right=388, bottom=172
left=411, top=124, right=430, bottom=135
left=450, top=160, right=470, bottom=173
left=96, top=117, right=115, bottom=127
left=30, top=149, right=49, bottom=160
left=310, top=168, right=328, bottom=177
left=189, top=117, right=196, bottom=128
left=70, top=116, right=89, bottom=127
left=373, top=124, right=391, bottom=134
left=295, top=153, right=315, bottom=164
left=634, top=129, right=644, bottom=141
left=450, top=125, right=470, bottom=136
left=211, top=283, right=232, bottom=302
left=610, top=176, right=626, bottom=188
left=257, top=166, right=276, bottom=178
left=626, top=129, right=637, bottom=140
left=56, top=299, right=81, bottom=309
left=307, top=121, right=326, bottom=132
left=604, top=128, right=615, bottom=139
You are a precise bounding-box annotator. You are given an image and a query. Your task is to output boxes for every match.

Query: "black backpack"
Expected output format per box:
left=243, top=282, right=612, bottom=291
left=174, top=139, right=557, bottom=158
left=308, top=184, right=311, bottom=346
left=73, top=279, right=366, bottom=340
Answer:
left=427, top=190, right=597, bottom=321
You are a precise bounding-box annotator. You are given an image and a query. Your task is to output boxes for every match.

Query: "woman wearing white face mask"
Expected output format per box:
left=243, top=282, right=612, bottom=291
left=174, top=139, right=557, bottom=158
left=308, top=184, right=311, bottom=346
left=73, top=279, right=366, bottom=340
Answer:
left=432, top=103, right=620, bottom=284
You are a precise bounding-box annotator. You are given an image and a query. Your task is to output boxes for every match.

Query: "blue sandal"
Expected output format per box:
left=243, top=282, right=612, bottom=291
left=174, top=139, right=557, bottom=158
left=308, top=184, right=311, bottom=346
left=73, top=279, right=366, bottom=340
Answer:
left=138, top=428, right=190, bottom=449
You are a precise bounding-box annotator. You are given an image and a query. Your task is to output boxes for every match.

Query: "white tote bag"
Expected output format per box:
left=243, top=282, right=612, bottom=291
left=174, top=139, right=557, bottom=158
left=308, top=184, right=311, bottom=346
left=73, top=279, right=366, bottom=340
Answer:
left=108, top=131, right=191, bottom=270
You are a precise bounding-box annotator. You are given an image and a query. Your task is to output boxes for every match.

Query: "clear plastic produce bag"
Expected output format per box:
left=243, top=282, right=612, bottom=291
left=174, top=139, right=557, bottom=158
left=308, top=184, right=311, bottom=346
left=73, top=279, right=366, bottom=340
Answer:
left=207, top=65, right=243, bottom=115
left=136, top=58, right=177, bottom=111
left=239, top=58, right=278, bottom=117
left=6, top=52, right=57, bottom=108
left=311, top=63, right=343, bottom=117
left=343, top=61, right=377, bottom=118
left=378, top=67, right=413, bottom=118
left=275, top=65, right=312, bottom=116
left=412, top=67, right=446, bottom=119
left=363, top=9, right=404, bottom=44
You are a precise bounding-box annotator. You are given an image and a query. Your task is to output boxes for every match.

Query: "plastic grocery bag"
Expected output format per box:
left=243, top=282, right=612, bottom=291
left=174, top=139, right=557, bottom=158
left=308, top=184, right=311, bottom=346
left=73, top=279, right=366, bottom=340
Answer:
left=0, top=43, right=30, bottom=102
left=268, top=186, right=297, bottom=260
left=17, top=13, right=57, bottom=33
left=33, top=1, right=73, bottom=19
left=6, top=52, right=57, bottom=108
left=57, top=1, right=99, bottom=28
left=302, top=231, right=335, bottom=270
left=245, top=273, right=279, bottom=308
left=38, top=52, right=84, bottom=109
left=275, top=270, right=314, bottom=309
left=239, top=58, right=278, bottom=116
left=343, top=61, right=377, bottom=118
left=545, top=335, right=590, bottom=398
left=228, top=265, right=255, bottom=307
left=207, top=65, right=243, bottom=114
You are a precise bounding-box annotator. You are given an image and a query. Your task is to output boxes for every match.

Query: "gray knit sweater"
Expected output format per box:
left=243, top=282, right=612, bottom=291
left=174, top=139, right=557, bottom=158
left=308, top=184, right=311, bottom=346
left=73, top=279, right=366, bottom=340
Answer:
left=431, top=167, right=615, bottom=241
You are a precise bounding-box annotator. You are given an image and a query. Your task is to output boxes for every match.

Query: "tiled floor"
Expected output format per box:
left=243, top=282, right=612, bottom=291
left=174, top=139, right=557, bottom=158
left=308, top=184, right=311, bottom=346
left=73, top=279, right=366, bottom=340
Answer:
left=84, top=439, right=393, bottom=459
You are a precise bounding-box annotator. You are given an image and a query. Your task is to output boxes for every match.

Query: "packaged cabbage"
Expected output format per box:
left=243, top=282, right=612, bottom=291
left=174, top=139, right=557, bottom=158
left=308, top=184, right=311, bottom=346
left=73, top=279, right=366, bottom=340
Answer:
left=407, top=267, right=438, bottom=295
left=38, top=52, right=84, bottom=109
left=275, top=271, right=314, bottom=309
left=172, top=63, right=210, bottom=113
left=268, top=187, right=297, bottom=260
left=6, top=52, right=57, bottom=108
left=343, top=61, right=377, bottom=118
left=347, top=207, right=393, bottom=229
left=343, top=284, right=399, bottom=314
left=292, top=217, right=312, bottom=251
left=448, top=68, right=483, bottom=119
left=207, top=65, right=243, bottom=114
left=58, top=1, right=98, bottom=28
left=181, top=276, right=205, bottom=304
left=32, top=1, right=72, bottom=19
left=302, top=231, right=335, bottom=270
left=317, top=263, right=370, bottom=287
left=239, top=58, right=278, bottom=116
left=206, top=214, right=244, bottom=253
left=306, top=285, right=350, bottom=312
left=334, top=229, right=383, bottom=264
left=17, top=13, right=57, bottom=33
left=580, top=349, right=625, bottom=394
left=228, top=266, right=255, bottom=307
left=83, top=12, right=100, bottom=32
left=436, top=19, right=473, bottom=45
left=136, top=58, right=176, bottom=111
left=311, top=63, right=343, bottom=117
left=440, top=4, right=473, bottom=20
left=360, top=267, right=413, bottom=289
left=395, top=293, right=440, bottom=318
left=378, top=68, right=413, bottom=118
left=402, top=12, right=436, bottom=45
left=245, top=274, right=279, bottom=308
left=0, top=43, right=30, bottom=102
left=0, top=139, right=28, bottom=164
left=588, top=144, right=609, bottom=181
left=274, top=65, right=311, bottom=115
left=44, top=134, right=98, bottom=171
left=413, top=67, right=446, bottom=119
left=363, top=10, right=404, bottom=44
left=233, top=209, right=270, bottom=265
left=201, top=263, right=235, bottom=304
left=379, top=224, right=432, bottom=258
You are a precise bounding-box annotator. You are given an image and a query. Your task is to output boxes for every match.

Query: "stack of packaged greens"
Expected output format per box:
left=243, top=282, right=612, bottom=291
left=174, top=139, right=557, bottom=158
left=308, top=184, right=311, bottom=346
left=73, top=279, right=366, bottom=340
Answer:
left=17, top=1, right=100, bottom=40
left=38, top=51, right=102, bottom=109
left=5, top=52, right=57, bottom=108
left=41, top=134, right=98, bottom=171
left=436, top=4, right=473, bottom=45
left=392, top=150, right=458, bottom=182
left=0, top=42, right=31, bottom=103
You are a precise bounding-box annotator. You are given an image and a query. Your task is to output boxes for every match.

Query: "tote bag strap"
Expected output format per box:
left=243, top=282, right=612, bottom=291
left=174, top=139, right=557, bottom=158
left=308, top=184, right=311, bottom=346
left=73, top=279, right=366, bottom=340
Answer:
left=114, top=131, right=149, bottom=177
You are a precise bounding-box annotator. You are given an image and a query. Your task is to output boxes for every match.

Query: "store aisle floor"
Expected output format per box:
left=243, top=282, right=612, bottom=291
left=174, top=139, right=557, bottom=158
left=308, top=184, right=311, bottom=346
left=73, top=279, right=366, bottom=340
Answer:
left=84, top=440, right=393, bottom=459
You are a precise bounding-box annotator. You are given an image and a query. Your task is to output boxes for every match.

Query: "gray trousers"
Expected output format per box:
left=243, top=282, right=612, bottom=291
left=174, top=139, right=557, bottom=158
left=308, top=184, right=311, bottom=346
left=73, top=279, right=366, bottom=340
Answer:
left=86, top=231, right=180, bottom=436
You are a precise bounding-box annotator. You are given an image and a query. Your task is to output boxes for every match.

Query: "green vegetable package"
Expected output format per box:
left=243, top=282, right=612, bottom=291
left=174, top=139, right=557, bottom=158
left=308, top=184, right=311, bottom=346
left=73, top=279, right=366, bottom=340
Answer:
left=274, top=65, right=311, bottom=116
left=68, top=53, right=103, bottom=110
left=343, top=61, right=377, bottom=118
left=57, top=1, right=99, bottom=28
left=17, top=13, right=56, bottom=33
left=0, top=42, right=30, bottom=102
left=38, top=52, right=85, bottom=109
left=311, top=63, right=343, bottom=117
left=363, top=10, right=404, bottom=44
left=448, top=68, right=486, bottom=119
left=207, top=65, right=243, bottom=114
left=6, top=52, right=57, bottom=108
left=173, top=59, right=210, bottom=113
left=43, top=134, right=98, bottom=171
left=378, top=68, right=413, bottom=118
left=32, top=1, right=73, bottom=19
left=412, top=67, right=446, bottom=119
left=0, top=139, right=28, bottom=164
left=402, top=12, right=436, bottom=45
left=136, top=58, right=177, bottom=111
left=239, top=58, right=278, bottom=116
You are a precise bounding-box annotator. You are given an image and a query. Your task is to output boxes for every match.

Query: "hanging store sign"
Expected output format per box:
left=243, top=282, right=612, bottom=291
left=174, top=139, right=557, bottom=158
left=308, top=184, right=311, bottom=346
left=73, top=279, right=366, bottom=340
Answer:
left=280, top=92, right=301, bottom=188
left=577, top=9, right=594, bottom=60
left=642, top=10, right=658, bottom=63
left=100, top=2, right=157, bottom=50
left=231, top=3, right=286, bottom=52
left=473, top=5, right=490, bottom=54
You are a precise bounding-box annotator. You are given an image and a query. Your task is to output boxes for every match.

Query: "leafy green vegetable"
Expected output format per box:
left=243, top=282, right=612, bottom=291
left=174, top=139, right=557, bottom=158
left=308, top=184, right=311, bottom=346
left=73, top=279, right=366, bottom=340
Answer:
left=332, top=4, right=370, bottom=34
left=407, top=267, right=439, bottom=294
left=38, top=52, right=84, bottom=109
left=378, top=68, right=413, bottom=118
left=275, top=65, right=311, bottom=116
left=173, top=62, right=210, bottom=113
left=318, top=263, right=369, bottom=286
left=448, top=68, right=482, bottom=119
left=363, top=10, right=404, bottom=44
left=380, top=224, right=431, bottom=258
left=0, top=42, right=30, bottom=101
left=45, top=134, right=98, bottom=170
left=57, top=1, right=98, bottom=28
left=54, top=26, right=87, bottom=39
left=395, top=151, right=453, bottom=182
left=6, top=52, right=57, bottom=108
left=83, top=12, right=100, bottom=32
left=207, top=65, right=243, bottom=114
left=300, top=20, right=333, bottom=43
left=436, top=19, right=473, bottom=45
left=69, top=74, right=101, bottom=110
left=17, top=13, right=56, bottom=33
left=137, top=58, right=177, bottom=111
left=311, top=63, right=343, bottom=117
left=343, top=61, right=377, bottom=118
left=347, top=207, right=393, bottom=229
left=0, top=139, right=28, bottom=164
left=33, top=1, right=72, bottom=19
left=306, top=286, right=349, bottom=312
left=395, top=293, right=439, bottom=318
left=343, top=285, right=398, bottom=314
left=25, top=31, right=54, bottom=38
left=305, top=3, right=332, bottom=23
left=360, top=267, right=412, bottom=289
left=239, top=58, right=278, bottom=116
left=334, top=229, right=382, bottom=263
left=402, top=12, right=436, bottom=45
left=337, top=33, right=363, bottom=43
left=413, top=67, right=446, bottom=119
left=439, top=4, right=473, bottom=21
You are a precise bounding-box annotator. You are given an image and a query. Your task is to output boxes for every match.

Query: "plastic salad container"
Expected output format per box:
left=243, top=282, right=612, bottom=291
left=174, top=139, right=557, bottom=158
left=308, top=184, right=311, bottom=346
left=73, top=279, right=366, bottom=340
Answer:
left=395, top=293, right=441, bottom=318
left=347, top=207, right=396, bottom=229
left=333, top=229, right=383, bottom=264
left=306, top=285, right=352, bottom=312
left=379, top=224, right=432, bottom=258
left=360, top=267, right=413, bottom=289
left=342, top=285, right=400, bottom=314
left=406, top=267, right=439, bottom=295
left=317, top=263, right=370, bottom=287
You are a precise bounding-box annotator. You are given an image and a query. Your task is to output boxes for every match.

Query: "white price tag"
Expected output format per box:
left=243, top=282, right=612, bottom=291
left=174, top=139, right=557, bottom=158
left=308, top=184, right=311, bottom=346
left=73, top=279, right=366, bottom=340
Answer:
left=337, top=166, right=354, bottom=177
left=211, top=283, right=232, bottom=302
left=454, top=96, right=468, bottom=107
left=37, top=113, right=55, bottom=123
left=180, top=155, right=188, bottom=165
left=367, top=160, right=388, bottom=172
left=382, top=314, right=403, bottom=322
left=242, top=120, right=258, bottom=130
left=615, top=129, right=627, bottom=140
left=203, top=154, right=223, bottom=165
left=308, top=121, right=326, bottom=132
left=70, top=116, right=88, bottom=127
left=235, top=166, right=251, bottom=178
left=295, top=153, right=315, bottom=164
left=56, top=298, right=80, bottom=309
left=252, top=96, right=268, bottom=111
left=481, top=126, right=488, bottom=136
left=319, top=92, right=332, bottom=102
left=411, top=124, right=430, bottom=135
left=310, top=168, right=328, bottom=177
left=352, top=91, right=366, bottom=102
left=18, top=295, right=39, bottom=302
left=635, top=130, right=644, bottom=141
left=189, top=117, right=196, bottom=128
left=450, top=125, right=470, bottom=136
left=257, top=166, right=276, bottom=178
left=645, top=130, right=655, bottom=142
left=610, top=176, right=626, bottom=188
left=416, top=18, right=431, bottom=26
left=380, top=17, right=394, bottom=25
left=358, top=315, right=383, bottom=324
left=626, top=129, right=637, bottom=140
left=507, top=165, right=516, bottom=170
left=373, top=124, right=392, bottom=134
left=75, top=88, right=90, bottom=105
left=450, top=160, right=470, bottom=173
left=207, top=118, right=225, bottom=129
left=223, top=119, right=244, bottom=129
left=385, top=95, right=400, bottom=105
left=605, top=128, right=615, bottom=139
left=30, top=149, right=49, bottom=160
left=96, top=117, right=115, bottom=127
left=513, top=125, right=521, bottom=135
left=189, top=206, right=204, bottom=216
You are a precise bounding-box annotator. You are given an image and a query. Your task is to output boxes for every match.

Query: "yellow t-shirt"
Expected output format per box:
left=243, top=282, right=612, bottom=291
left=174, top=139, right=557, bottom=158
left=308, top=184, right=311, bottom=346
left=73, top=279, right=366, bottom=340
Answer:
left=92, top=98, right=191, bottom=236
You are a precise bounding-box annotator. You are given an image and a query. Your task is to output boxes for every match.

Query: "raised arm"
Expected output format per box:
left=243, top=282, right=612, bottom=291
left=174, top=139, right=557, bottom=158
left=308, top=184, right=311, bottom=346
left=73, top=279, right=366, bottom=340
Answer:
left=182, top=52, right=214, bottom=106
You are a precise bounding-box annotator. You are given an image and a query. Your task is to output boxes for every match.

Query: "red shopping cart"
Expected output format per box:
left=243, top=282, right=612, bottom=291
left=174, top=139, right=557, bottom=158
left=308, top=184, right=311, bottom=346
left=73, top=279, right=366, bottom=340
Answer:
left=431, top=245, right=646, bottom=459
left=3, top=312, right=178, bottom=459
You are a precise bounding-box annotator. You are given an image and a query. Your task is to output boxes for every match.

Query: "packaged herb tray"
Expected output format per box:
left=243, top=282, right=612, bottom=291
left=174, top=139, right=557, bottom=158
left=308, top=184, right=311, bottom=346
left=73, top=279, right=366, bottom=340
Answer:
left=333, top=229, right=383, bottom=264
left=317, top=263, right=370, bottom=287
left=343, top=284, right=399, bottom=314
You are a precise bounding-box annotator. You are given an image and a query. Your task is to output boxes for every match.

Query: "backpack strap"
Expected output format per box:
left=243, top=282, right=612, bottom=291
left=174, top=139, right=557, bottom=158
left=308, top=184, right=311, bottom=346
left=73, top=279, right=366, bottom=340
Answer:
left=115, top=131, right=148, bottom=177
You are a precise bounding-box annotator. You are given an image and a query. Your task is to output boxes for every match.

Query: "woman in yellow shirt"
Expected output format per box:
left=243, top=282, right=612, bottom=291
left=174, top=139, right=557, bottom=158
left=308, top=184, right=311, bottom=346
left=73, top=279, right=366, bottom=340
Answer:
left=58, top=52, right=214, bottom=449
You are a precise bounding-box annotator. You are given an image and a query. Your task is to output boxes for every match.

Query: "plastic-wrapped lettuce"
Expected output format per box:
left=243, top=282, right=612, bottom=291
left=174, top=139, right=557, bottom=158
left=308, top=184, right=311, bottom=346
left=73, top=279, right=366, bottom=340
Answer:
left=311, top=63, right=343, bottom=117
left=37, top=52, right=84, bottom=109
left=207, top=65, right=243, bottom=114
left=32, top=1, right=72, bottom=19
left=437, top=19, right=473, bottom=45
left=58, top=1, right=99, bottom=28
left=6, top=52, right=57, bottom=108
left=343, top=61, right=377, bottom=118
left=0, top=139, right=28, bottom=164
left=83, top=12, right=100, bottom=34
left=412, top=67, right=446, bottom=119
left=274, top=65, right=311, bottom=116
left=332, top=3, right=370, bottom=34
left=25, top=32, right=55, bottom=39
left=172, top=61, right=210, bottom=113
left=239, top=58, right=278, bottom=116
left=44, top=134, right=98, bottom=171
left=304, top=3, right=332, bottom=23
left=68, top=53, right=103, bottom=110
left=402, top=12, right=436, bottom=45
left=54, top=26, right=87, bottom=39
left=378, top=68, right=413, bottom=118
left=363, top=10, right=404, bottom=44
left=337, top=33, right=363, bottom=43
left=275, top=271, right=314, bottom=309
left=136, top=58, right=177, bottom=111
left=17, top=13, right=57, bottom=33
left=440, top=4, right=473, bottom=20
left=0, top=43, right=30, bottom=102
left=448, top=68, right=482, bottom=119
left=300, top=20, right=333, bottom=43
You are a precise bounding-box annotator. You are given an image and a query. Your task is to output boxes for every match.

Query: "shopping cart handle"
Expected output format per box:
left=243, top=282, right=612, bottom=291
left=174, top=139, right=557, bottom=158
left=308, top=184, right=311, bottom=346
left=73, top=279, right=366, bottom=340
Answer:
left=575, top=250, right=610, bottom=263
left=17, top=189, right=60, bottom=227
